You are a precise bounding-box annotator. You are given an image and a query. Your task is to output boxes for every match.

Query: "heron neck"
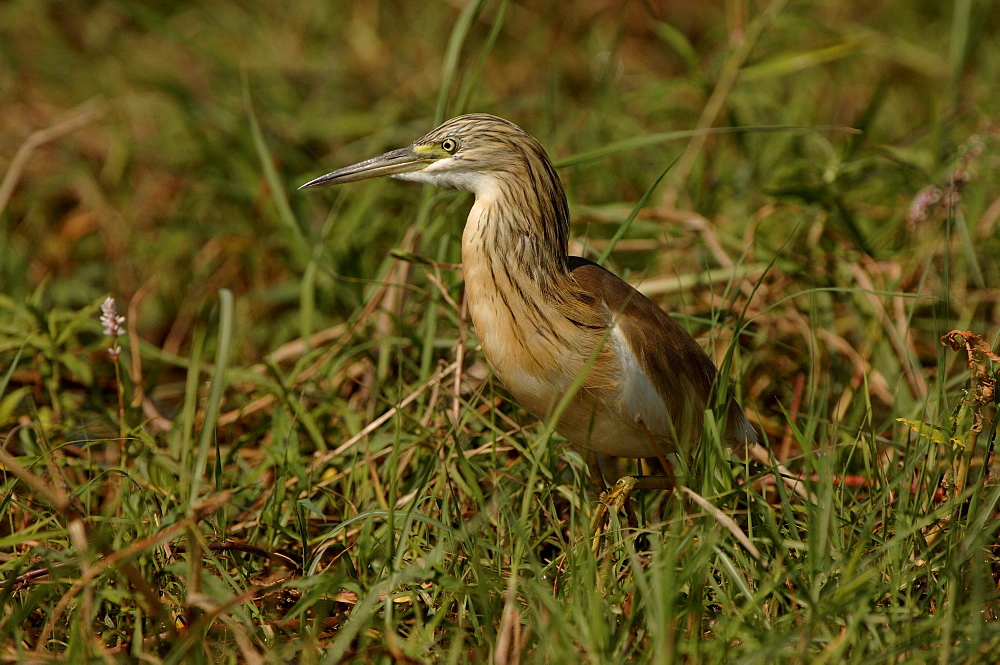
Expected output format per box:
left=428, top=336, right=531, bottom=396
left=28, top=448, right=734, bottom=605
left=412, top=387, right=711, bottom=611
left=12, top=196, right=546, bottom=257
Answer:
left=461, top=172, right=571, bottom=299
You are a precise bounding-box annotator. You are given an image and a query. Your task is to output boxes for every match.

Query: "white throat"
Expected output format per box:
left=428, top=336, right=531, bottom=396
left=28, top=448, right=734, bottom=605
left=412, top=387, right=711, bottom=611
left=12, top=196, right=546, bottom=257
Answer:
left=392, top=162, right=501, bottom=198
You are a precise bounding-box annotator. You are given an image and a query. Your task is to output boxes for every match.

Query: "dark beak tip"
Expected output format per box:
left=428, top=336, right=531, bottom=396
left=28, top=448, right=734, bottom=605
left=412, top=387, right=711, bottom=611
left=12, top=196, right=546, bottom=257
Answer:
left=298, top=177, right=329, bottom=190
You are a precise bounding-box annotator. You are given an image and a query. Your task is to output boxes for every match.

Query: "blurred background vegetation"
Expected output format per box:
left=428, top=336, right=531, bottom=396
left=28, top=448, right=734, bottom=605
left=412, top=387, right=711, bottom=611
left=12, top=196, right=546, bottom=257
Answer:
left=5, top=0, right=997, bottom=356
left=1, top=0, right=999, bottom=662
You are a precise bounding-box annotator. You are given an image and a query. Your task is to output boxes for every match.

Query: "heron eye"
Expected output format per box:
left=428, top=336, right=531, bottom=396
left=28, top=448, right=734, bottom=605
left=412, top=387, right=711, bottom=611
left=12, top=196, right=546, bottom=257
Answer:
left=441, top=138, right=460, bottom=153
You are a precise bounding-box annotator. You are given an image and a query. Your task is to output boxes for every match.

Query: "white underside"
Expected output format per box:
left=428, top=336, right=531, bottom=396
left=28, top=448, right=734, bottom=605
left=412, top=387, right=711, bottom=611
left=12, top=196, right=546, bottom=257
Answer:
left=608, top=327, right=671, bottom=437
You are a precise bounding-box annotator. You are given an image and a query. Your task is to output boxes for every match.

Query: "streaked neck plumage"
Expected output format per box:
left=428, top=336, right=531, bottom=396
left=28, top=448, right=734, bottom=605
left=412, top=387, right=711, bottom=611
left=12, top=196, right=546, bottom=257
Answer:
left=458, top=136, right=571, bottom=300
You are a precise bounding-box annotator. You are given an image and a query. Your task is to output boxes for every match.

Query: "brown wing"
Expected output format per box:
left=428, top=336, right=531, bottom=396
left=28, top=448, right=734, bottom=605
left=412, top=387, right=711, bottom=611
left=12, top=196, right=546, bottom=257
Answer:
left=565, top=256, right=755, bottom=447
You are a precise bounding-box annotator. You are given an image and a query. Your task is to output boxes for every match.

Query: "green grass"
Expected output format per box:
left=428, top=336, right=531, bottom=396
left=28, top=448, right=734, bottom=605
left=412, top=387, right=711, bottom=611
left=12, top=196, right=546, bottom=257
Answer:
left=2, top=0, right=999, bottom=662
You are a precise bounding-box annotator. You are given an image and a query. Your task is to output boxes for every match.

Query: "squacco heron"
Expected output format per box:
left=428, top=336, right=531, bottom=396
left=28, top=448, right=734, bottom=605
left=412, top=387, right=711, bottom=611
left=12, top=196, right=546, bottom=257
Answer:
left=301, top=114, right=808, bottom=530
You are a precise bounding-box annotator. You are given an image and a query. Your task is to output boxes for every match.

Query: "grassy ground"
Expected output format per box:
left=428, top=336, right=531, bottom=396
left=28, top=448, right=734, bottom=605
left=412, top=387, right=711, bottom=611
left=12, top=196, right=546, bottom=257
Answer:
left=2, top=0, right=1000, bottom=662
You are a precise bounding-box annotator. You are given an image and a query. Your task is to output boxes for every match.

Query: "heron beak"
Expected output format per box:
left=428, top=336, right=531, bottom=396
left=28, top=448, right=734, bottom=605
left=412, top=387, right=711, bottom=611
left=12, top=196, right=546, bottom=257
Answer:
left=298, top=146, right=431, bottom=189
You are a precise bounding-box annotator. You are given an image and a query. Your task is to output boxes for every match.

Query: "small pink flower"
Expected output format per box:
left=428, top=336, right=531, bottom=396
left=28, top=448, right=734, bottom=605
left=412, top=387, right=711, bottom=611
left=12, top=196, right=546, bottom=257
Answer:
left=906, top=185, right=942, bottom=228
left=100, top=297, right=126, bottom=358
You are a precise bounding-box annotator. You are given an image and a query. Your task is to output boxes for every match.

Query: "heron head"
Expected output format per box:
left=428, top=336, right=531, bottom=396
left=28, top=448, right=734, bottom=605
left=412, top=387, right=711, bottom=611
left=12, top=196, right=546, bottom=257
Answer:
left=299, top=114, right=548, bottom=197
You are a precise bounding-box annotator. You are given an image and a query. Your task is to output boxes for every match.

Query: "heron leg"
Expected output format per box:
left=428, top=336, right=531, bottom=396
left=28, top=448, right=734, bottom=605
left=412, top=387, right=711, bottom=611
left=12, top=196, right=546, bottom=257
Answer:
left=589, top=474, right=675, bottom=550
